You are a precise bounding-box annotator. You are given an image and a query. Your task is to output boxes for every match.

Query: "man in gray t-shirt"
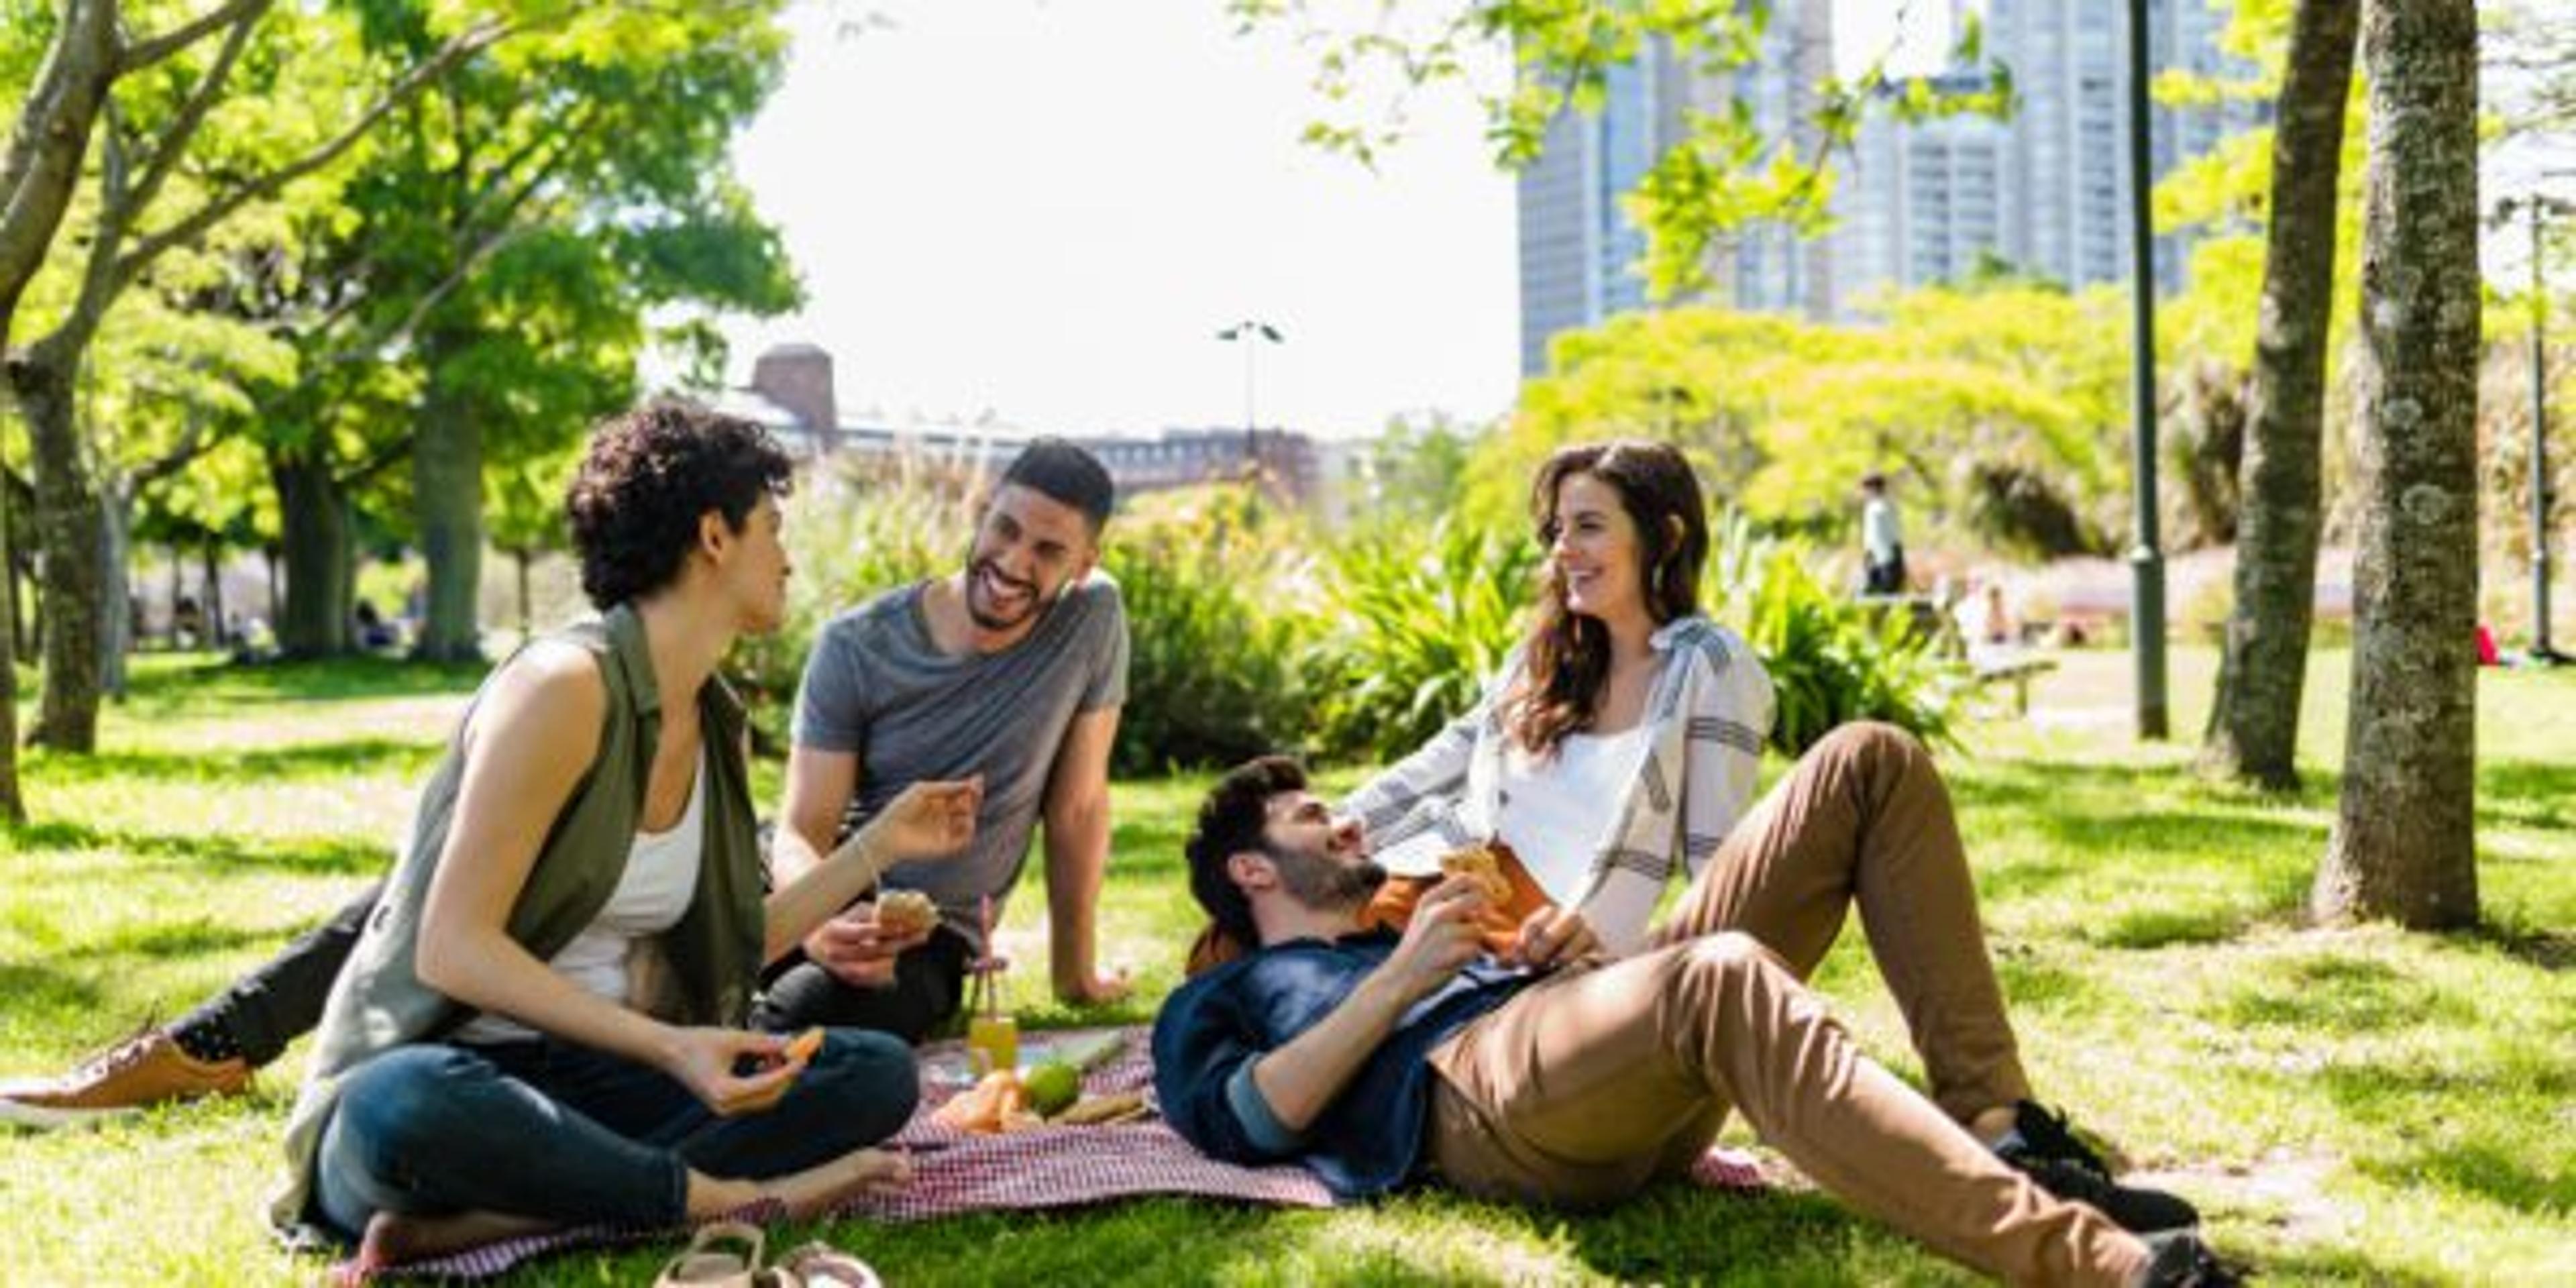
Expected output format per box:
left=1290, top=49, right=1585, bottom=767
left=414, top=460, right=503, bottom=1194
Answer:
left=758, top=439, right=1132, bottom=1041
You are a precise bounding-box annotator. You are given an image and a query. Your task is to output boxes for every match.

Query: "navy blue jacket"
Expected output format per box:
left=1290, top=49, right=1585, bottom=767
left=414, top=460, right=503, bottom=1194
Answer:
left=1150, top=929, right=1534, bottom=1198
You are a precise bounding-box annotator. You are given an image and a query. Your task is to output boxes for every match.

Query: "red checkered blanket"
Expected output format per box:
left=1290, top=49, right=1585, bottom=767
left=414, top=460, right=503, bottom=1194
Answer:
left=347, top=1027, right=1764, bottom=1281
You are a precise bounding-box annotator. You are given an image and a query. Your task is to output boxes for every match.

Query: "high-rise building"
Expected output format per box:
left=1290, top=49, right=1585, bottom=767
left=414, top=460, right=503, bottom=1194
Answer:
left=1516, top=1, right=2261, bottom=367
left=1515, top=2, right=1839, bottom=376
left=1841, top=0, right=2260, bottom=303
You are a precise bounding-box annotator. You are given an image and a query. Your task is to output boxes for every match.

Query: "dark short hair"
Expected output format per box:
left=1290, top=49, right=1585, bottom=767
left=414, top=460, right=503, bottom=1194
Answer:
left=1184, top=755, right=1307, bottom=949
left=1860, top=472, right=1888, bottom=492
left=566, top=400, right=794, bottom=610
left=1000, top=437, right=1114, bottom=533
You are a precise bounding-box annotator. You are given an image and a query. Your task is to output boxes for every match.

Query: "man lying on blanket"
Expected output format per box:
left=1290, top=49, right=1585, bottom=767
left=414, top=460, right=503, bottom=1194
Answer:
left=1151, top=732, right=2237, bottom=1288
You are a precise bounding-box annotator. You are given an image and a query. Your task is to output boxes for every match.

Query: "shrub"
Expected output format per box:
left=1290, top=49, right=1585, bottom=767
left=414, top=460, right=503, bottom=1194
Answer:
left=1104, top=485, right=1317, bottom=775
left=1305, top=517, right=1538, bottom=765
left=1708, top=514, right=1963, bottom=757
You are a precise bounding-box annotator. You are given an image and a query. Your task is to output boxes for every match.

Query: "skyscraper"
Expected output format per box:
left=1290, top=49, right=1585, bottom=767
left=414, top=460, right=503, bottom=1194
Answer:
left=1514, top=2, right=1838, bottom=376
left=1841, top=0, right=2259, bottom=303
left=1515, top=1, right=2261, bottom=370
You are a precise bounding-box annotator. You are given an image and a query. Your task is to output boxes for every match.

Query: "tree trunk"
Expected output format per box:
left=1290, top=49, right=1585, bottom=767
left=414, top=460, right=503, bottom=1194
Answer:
left=99, top=478, right=131, bottom=695
left=13, top=356, right=103, bottom=751
left=2316, top=0, right=2481, bottom=929
left=413, top=372, right=484, bottom=662
left=0, top=413, right=18, bottom=822
left=274, top=455, right=354, bottom=658
left=515, top=548, right=532, bottom=639
left=2204, top=0, right=2361, bottom=790
left=203, top=541, right=227, bottom=648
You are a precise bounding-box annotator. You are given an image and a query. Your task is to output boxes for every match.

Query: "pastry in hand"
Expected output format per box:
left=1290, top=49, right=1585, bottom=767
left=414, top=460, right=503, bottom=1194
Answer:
left=874, top=888, right=940, bottom=937
left=1437, top=845, right=1513, bottom=906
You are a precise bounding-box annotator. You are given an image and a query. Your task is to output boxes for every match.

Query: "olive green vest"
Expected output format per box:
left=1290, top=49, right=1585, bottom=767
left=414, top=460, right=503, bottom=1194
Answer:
left=270, top=604, right=765, bottom=1234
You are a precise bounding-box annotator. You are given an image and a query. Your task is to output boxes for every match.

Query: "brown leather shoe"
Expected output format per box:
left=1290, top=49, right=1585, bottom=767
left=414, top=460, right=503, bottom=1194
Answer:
left=0, top=1027, right=250, bottom=1128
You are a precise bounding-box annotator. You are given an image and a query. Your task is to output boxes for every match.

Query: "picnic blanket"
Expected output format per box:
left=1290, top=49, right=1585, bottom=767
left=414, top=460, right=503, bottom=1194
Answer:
left=345, top=1026, right=1766, bottom=1282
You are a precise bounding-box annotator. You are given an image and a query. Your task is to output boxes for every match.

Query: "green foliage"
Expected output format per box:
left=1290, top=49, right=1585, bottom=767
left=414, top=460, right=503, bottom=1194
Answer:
left=1488, top=288, right=2129, bottom=557
left=1102, top=486, right=1316, bottom=775
left=1304, top=517, right=1538, bottom=764
left=1707, top=515, right=1960, bottom=757
left=1358, top=412, right=1483, bottom=524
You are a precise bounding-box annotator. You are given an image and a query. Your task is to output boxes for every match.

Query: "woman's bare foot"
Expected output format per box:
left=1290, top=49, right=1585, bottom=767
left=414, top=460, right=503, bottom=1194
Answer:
left=358, top=1209, right=557, bottom=1267
left=758, top=1146, right=914, bottom=1220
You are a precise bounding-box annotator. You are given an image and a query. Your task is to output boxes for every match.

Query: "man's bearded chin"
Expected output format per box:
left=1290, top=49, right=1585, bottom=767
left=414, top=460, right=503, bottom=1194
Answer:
left=964, top=558, right=1047, bottom=631
left=1273, top=848, right=1387, bottom=912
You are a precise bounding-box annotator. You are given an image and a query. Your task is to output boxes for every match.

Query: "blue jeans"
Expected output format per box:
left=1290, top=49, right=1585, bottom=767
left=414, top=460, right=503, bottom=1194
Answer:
left=313, top=1029, right=916, bottom=1240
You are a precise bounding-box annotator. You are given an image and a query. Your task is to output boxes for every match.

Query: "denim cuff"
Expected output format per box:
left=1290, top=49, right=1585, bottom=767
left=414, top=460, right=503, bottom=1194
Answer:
left=1225, top=1060, right=1307, bottom=1157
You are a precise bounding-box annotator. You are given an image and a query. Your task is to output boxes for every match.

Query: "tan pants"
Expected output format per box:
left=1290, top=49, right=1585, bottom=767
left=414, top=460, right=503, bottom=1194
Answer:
left=1424, top=723, right=2148, bottom=1286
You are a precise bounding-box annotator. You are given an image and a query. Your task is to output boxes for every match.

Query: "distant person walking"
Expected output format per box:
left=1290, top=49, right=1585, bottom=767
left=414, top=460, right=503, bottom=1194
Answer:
left=1860, top=473, right=1907, bottom=595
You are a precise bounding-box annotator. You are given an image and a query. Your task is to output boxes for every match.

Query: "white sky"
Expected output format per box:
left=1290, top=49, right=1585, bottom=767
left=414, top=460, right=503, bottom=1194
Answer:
left=722, top=1, right=1939, bottom=439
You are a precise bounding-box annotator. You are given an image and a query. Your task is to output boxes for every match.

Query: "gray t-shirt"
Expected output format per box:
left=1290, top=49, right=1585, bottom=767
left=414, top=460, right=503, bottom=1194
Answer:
left=792, top=572, right=1128, bottom=945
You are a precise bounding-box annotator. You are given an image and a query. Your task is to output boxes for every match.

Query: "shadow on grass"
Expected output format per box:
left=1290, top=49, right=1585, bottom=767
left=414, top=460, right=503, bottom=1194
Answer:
left=110, top=918, right=282, bottom=961
left=0, top=961, right=105, bottom=1015
left=7, top=820, right=384, bottom=877
left=2473, top=922, right=2576, bottom=974
left=28, top=738, right=436, bottom=786
left=2219, top=955, right=2479, bottom=1032
left=2357, top=1138, right=2576, bottom=1219
left=1556, top=1183, right=1969, bottom=1287
left=2479, top=760, right=2574, bottom=832
left=2249, top=1244, right=2439, bottom=1287
left=117, top=654, right=486, bottom=714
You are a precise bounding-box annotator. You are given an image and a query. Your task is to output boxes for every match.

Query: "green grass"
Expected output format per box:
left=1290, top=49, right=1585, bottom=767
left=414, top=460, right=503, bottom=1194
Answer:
left=3, top=648, right=2571, bottom=1285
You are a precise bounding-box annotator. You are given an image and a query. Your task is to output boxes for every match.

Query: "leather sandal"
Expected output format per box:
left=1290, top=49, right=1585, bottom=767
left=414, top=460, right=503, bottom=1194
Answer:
left=773, top=1240, right=884, bottom=1288
left=654, top=1220, right=769, bottom=1288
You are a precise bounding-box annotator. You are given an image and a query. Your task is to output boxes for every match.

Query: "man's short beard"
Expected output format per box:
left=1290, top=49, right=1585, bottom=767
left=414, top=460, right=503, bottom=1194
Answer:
left=1271, top=846, right=1387, bottom=912
left=964, top=557, right=1049, bottom=631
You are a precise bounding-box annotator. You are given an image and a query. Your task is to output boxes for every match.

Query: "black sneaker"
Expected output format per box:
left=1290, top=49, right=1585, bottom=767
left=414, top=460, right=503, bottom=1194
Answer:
left=1993, top=1102, right=2201, bottom=1233
left=2131, top=1230, right=2245, bottom=1287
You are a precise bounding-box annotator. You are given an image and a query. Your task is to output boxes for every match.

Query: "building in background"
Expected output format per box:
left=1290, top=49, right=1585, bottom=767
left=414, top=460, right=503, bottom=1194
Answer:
left=1843, top=0, right=2257, bottom=302
left=717, top=344, right=1326, bottom=508
left=1515, top=1, right=1839, bottom=376
left=1516, top=0, right=2261, bottom=370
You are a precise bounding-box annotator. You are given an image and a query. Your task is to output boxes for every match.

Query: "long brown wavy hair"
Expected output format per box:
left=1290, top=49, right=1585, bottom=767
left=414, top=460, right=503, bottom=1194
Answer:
left=1503, top=441, right=1709, bottom=755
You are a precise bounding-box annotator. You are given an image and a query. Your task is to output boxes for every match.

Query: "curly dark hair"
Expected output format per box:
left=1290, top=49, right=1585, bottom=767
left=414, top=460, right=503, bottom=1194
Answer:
left=1184, top=755, right=1308, bottom=951
left=566, top=401, right=794, bottom=610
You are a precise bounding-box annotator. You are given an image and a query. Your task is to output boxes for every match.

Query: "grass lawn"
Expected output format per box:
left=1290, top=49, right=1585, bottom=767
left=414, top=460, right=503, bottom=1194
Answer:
left=2, top=646, right=2570, bottom=1285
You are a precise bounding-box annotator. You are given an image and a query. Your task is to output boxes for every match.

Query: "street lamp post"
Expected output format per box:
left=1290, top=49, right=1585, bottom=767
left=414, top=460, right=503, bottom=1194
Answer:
left=1216, top=319, right=1284, bottom=473
left=2125, top=0, right=2168, bottom=739
left=2496, top=187, right=2571, bottom=664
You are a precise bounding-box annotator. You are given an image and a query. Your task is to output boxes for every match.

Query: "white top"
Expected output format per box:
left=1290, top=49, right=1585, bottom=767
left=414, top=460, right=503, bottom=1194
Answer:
left=1497, top=725, right=1654, bottom=907
left=1864, top=496, right=1902, bottom=561
left=453, top=747, right=708, bottom=1044
left=1343, top=616, right=1774, bottom=959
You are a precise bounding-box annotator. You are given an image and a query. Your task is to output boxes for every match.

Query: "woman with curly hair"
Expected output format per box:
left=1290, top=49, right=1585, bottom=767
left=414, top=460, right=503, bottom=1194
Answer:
left=271, top=402, right=979, bottom=1267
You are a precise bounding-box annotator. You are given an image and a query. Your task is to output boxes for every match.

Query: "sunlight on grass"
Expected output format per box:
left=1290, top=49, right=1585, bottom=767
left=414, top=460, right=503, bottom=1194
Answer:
left=1, top=646, right=2569, bottom=1284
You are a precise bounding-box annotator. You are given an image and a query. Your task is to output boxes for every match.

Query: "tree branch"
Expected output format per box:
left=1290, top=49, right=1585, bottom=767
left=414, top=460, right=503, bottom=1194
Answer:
left=338, top=433, right=414, bottom=489
left=119, top=4, right=263, bottom=249
left=128, top=407, right=217, bottom=488
left=113, top=17, right=520, bottom=286
left=0, top=1, right=120, bottom=330
left=29, top=97, right=136, bottom=373
left=119, top=0, right=272, bottom=74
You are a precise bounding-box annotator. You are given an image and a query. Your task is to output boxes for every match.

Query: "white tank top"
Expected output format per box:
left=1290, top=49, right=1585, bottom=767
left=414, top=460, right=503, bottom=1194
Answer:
left=454, top=747, right=707, bottom=1044
left=1495, top=725, right=1652, bottom=906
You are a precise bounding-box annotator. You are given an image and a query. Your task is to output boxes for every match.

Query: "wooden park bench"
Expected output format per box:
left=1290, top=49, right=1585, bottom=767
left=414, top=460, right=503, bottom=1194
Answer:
left=1966, top=651, right=2058, bottom=716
